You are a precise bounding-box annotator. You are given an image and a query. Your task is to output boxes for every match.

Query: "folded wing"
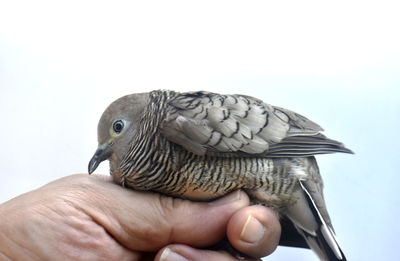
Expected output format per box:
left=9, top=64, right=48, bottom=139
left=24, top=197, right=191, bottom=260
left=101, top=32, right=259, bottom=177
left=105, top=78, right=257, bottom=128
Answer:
left=161, top=91, right=352, bottom=157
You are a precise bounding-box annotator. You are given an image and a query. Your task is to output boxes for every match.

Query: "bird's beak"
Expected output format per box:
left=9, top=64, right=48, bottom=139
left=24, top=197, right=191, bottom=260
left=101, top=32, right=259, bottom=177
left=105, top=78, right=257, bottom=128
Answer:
left=88, top=143, right=112, bottom=174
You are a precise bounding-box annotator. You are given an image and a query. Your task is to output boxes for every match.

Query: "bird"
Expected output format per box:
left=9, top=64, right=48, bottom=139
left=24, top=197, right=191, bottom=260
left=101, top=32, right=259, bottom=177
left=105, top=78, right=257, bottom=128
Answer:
left=88, top=90, right=352, bottom=261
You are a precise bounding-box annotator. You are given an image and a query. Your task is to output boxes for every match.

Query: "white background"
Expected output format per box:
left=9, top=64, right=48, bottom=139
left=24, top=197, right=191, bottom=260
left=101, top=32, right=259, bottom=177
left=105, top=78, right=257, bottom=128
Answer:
left=1, top=1, right=399, bottom=260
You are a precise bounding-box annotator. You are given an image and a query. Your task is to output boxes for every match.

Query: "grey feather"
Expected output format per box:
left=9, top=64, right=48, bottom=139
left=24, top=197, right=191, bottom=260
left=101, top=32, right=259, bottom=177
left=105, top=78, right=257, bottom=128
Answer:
left=89, top=89, right=351, bottom=261
left=297, top=180, right=346, bottom=261
left=163, top=91, right=352, bottom=158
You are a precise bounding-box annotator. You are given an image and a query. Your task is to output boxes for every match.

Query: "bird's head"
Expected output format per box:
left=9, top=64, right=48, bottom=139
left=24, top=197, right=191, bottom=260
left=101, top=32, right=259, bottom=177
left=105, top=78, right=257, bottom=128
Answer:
left=88, top=93, right=150, bottom=174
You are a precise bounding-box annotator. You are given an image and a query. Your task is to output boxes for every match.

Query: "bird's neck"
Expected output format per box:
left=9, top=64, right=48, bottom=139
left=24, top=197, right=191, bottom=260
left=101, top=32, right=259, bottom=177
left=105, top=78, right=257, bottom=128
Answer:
left=116, top=90, right=177, bottom=189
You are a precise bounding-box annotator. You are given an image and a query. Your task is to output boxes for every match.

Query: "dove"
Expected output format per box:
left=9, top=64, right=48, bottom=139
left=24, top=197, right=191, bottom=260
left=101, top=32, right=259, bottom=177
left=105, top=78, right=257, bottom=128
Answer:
left=88, top=90, right=352, bottom=260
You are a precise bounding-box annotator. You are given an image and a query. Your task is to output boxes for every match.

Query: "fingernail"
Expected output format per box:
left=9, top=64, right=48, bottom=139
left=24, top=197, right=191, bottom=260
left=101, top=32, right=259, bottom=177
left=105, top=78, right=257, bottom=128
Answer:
left=159, top=247, right=189, bottom=261
left=209, top=190, right=242, bottom=206
left=240, top=215, right=266, bottom=244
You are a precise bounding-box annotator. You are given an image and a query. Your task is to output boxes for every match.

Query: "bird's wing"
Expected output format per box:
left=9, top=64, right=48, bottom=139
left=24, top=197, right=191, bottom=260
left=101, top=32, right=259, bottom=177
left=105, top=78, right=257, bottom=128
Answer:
left=161, top=91, right=351, bottom=157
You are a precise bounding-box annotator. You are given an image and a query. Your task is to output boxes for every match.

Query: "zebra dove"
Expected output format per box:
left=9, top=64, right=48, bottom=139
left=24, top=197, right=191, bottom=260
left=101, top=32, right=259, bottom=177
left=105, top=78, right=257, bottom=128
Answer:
left=88, top=90, right=352, bottom=260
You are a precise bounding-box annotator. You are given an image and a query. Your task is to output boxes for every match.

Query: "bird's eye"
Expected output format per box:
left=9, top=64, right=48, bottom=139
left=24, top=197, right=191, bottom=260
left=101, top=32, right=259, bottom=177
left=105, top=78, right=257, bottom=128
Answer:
left=112, top=120, right=124, bottom=134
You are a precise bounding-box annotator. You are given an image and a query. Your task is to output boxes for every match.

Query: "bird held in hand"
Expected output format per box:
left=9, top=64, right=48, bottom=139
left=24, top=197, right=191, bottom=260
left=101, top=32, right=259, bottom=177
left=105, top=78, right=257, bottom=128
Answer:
left=89, top=90, right=352, bottom=261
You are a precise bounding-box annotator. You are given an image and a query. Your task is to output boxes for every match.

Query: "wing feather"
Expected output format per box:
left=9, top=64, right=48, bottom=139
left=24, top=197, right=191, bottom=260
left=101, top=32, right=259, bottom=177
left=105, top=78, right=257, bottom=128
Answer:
left=161, top=91, right=352, bottom=157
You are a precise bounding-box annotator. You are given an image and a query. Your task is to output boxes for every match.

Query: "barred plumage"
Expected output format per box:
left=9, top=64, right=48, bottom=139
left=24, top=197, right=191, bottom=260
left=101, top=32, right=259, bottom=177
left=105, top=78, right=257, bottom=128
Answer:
left=89, top=90, right=352, bottom=261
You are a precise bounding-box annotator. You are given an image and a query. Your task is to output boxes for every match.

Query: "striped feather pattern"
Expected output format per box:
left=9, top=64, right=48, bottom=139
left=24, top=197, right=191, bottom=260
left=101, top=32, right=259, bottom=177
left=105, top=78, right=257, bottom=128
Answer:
left=91, top=90, right=350, bottom=261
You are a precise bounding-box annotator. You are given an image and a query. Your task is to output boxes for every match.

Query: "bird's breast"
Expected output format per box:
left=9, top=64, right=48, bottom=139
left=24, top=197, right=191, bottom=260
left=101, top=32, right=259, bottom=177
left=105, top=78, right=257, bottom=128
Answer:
left=115, top=146, right=312, bottom=209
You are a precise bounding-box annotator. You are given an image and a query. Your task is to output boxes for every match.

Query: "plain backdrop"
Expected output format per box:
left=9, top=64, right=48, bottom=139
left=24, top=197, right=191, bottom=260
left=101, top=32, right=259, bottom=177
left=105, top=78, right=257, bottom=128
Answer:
left=1, top=1, right=399, bottom=260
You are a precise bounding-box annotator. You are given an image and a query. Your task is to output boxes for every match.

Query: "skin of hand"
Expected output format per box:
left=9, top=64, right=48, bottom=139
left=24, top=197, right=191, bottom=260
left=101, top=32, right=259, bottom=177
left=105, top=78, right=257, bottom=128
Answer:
left=0, top=174, right=281, bottom=261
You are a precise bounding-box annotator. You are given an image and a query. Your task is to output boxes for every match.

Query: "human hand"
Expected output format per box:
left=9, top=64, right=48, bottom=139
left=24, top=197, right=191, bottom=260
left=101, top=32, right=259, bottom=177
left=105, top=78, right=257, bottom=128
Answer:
left=0, top=174, right=281, bottom=261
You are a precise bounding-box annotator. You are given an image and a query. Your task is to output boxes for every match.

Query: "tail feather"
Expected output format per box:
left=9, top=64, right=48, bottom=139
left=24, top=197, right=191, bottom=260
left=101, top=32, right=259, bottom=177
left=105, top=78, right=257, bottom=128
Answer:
left=298, top=180, right=346, bottom=261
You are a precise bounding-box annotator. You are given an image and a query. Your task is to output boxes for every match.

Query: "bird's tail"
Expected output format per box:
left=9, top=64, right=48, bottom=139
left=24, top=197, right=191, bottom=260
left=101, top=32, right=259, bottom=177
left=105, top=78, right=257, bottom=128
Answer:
left=299, top=227, right=346, bottom=261
left=286, top=180, right=346, bottom=261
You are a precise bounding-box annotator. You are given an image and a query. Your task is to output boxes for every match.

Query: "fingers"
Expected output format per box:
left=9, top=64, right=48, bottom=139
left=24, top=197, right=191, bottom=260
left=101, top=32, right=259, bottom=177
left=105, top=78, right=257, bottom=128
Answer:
left=159, top=190, right=250, bottom=247
left=154, top=205, right=281, bottom=261
left=227, top=205, right=281, bottom=258
left=154, top=245, right=260, bottom=261
left=50, top=174, right=280, bottom=259
left=57, top=175, right=250, bottom=252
